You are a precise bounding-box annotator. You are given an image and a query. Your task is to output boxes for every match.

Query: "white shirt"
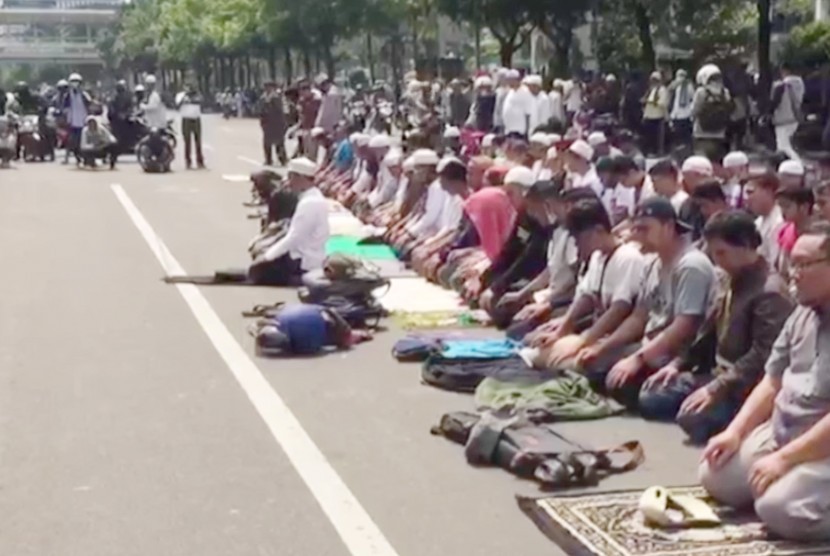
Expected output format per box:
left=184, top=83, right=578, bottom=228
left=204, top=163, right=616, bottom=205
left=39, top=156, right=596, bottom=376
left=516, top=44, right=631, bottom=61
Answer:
left=502, top=86, right=534, bottom=135
left=68, top=89, right=88, bottom=128
left=549, top=90, right=565, bottom=123
left=438, top=193, right=464, bottom=232
left=576, top=243, right=646, bottom=312
left=532, top=160, right=553, bottom=182
left=617, top=175, right=656, bottom=216
left=564, top=81, right=583, bottom=113
left=264, top=187, right=329, bottom=270
left=756, top=205, right=785, bottom=266
left=570, top=166, right=603, bottom=197
left=394, top=176, right=410, bottom=210
left=349, top=163, right=374, bottom=194
left=668, top=189, right=689, bottom=212
left=530, top=92, right=552, bottom=133
left=407, top=179, right=447, bottom=238
left=670, top=82, right=695, bottom=121
left=141, top=90, right=167, bottom=129
left=368, top=157, right=400, bottom=208
left=547, top=226, right=579, bottom=294
left=723, top=180, right=744, bottom=208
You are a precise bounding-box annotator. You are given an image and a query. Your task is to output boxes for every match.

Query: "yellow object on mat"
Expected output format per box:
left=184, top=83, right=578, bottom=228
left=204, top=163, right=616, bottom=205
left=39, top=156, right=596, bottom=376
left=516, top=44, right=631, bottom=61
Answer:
left=638, top=486, right=721, bottom=529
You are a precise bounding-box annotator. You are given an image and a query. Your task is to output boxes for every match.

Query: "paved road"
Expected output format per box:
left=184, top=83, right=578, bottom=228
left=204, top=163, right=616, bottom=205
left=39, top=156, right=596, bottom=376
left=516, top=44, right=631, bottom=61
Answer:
left=0, top=116, right=702, bottom=556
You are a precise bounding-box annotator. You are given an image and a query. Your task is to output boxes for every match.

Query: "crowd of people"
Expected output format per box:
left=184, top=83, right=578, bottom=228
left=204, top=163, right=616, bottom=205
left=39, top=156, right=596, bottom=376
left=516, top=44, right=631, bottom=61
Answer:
left=246, top=60, right=830, bottom=543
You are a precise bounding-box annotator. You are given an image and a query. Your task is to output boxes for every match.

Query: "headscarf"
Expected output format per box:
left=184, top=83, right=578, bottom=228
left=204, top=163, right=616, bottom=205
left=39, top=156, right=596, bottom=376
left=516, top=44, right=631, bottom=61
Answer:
left=463, top=188, right=517, bottom=261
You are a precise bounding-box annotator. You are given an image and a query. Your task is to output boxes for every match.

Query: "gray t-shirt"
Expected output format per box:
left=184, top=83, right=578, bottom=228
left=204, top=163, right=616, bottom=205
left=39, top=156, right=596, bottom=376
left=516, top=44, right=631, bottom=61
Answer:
left=765, top=305, right=830, bottom=445
left=638, top=247, right=717, bottom=338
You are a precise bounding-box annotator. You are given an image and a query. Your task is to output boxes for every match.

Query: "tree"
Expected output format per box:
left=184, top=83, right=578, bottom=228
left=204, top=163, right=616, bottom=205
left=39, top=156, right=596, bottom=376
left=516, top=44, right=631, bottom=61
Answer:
left=437, top=0, right=533, bottom=66
left=526, top=0, right=586, bottom=75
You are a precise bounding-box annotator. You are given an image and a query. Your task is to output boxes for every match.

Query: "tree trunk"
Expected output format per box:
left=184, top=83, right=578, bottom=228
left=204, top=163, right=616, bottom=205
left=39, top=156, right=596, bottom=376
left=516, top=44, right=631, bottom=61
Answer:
left=757, top=0, right=773, bottom=113
left=367, top=32, right=375, bottom=82
left=283, top=46, right=293, bottom=83
left=498, top=39, right=515, bottom=68
left=322, top=43, right=336, bottom=78
left=268, top=45, right=277, bottom=80
left=632, top=0, right=655, bottom=71
left=552, top=40, right=570, bottom=78
left=302, top=48, right=312, bottom=78
left=238, top=57, right=245, bottom=89
left=245, top=55, right=252, bottom=88
left=474, top=18, right=481, bottom=70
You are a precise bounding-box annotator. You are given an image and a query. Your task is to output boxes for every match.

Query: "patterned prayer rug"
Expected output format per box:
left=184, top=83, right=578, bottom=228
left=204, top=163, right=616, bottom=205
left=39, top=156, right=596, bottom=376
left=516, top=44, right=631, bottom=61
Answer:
left=518, top=486, right=830, bottom=556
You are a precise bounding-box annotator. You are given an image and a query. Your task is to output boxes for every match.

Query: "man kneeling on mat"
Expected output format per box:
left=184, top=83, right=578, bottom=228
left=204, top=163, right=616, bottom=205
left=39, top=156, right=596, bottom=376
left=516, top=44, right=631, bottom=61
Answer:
left=700, top=226, right=830, bottom=542
left=250, top=157, right=329, bottom=285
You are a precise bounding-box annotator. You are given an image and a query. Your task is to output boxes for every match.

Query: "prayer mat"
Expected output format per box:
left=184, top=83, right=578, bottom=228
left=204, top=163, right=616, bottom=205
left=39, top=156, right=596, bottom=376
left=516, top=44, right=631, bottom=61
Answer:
left=326, top=235, right=398, bottom=261
left=517, top=486, right=830, bottom=556
left=392, top=310, right=491, bottom=330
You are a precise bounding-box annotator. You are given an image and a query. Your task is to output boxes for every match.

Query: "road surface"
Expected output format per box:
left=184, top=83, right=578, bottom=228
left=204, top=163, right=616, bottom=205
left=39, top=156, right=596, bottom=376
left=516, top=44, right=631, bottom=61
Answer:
left=0, top=115, right=701, bottom=556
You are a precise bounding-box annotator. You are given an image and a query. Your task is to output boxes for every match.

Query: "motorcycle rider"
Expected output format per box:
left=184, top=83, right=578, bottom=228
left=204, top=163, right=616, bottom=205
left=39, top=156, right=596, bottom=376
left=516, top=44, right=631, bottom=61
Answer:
left=177, top=83, right=205, bottom=169
left=259, top=80, right=287, bottom=166
left=134, top=84, right=146, bottom=106
left=108, top=80, right=133, bottom=142
left=140, top=75, right=166, bottom=130
left=62, top=73, right=91, bottom=165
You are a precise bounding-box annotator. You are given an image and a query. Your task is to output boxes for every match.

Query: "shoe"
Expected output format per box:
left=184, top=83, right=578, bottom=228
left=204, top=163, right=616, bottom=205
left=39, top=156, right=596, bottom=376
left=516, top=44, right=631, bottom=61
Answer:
left=197, top=162, right=206, bottom=170
left=186, top=162, right=192, bottom=170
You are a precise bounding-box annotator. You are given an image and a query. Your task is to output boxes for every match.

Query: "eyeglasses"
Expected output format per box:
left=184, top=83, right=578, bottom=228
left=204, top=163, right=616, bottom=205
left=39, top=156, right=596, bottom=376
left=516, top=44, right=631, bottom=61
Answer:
left=791, top=257, right=830, bottom=273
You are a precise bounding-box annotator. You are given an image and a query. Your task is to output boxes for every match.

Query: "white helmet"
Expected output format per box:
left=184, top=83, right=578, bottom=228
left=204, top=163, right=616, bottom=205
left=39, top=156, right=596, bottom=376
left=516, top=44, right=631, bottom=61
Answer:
left=134, top=84, right=146, bottom=92
left=145, top=74, right=157, bottom=85
left=57, top=79, right=68, bottom=87
left=68, top=73, right=82, bottom=82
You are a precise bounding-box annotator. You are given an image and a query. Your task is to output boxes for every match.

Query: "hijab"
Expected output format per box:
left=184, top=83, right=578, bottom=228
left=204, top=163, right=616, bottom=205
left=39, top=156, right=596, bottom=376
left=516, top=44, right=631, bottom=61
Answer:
left=463, top=188, right=517, bottom=260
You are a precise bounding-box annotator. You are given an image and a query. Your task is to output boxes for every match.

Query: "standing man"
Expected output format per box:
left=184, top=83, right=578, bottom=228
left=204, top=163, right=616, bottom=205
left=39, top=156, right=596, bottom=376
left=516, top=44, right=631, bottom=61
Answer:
left=140, top=75, right=167, bottom=130
left=177, top=83, right=205, bottom=169
left=771, top=63, right=805, bottom=162
left=62, top=72, right=90, bottom=165
left=259, top=80, right=287, bottom=167
left=314, top=75, right=342, bottom=135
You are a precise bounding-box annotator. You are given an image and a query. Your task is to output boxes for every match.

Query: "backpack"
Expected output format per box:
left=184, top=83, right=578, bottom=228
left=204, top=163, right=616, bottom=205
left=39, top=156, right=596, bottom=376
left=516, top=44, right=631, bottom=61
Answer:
left=697, top=91, right=733, bottom=133
left=243, top=296, right=386, bottom=330
left=300, top=259, right=390, bottom=303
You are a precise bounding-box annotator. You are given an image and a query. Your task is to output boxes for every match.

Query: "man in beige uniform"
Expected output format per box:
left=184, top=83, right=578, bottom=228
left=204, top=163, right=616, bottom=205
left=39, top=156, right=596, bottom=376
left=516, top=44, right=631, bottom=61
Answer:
left=700, top=226, right=830, bottom=541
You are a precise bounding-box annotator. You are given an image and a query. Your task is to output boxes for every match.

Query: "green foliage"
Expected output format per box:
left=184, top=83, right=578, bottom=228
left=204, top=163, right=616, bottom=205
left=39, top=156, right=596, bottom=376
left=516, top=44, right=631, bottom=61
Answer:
left=781, top=21, right=830, bottom=70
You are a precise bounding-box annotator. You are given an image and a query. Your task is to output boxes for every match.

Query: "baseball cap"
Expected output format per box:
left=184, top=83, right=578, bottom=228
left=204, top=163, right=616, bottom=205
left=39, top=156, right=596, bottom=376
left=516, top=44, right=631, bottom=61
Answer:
left=635, top=197, right=692, bottom=234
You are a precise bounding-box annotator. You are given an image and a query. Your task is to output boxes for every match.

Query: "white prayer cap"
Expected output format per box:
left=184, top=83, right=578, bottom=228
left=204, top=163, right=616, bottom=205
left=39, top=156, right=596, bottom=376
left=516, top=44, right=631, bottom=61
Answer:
left=403, top=156, right=416, bottom=171
left=546, top=146, right=558, bottom=160
left=504, top=166, right=535, bottom=188
left=474, top=75, right=494, bottom=88
left=696, top=63, right=722, bottom=86
left=553, top=79, right=565, bottom=88
left=368, top=134, right=391, bottom=148
left=437, top=155, right=465, bottom=173
left=779, top=159, right=806, bottom=176
left=497, top=67, right=510, bottom=78
left=443, top=126, right=461, bottom=139
left=145, top=74, right=157, bottom=85
left=723, top=151, right=749, bottom=168
left=482, top=133, right=496, bottom=148
left=350, top=132, right=370, bottom=146
left=530, top=132, right=553, bottom=146
left=411, top=148, right=440, bottom=166
left=681, top=155, right=714, bottom=176
left=605, top=73, right=617, bottom=82
left=568, top=139, right=594, bottom=162
left=505, top=69, right=520, bottom=80
left=384, top=148, right=403, bottom=165
left=524, top=74, right=543, bottom=86
left=287, top=157, right=317, bottom=177
left=587, top=131, right=608, bottom=147
left=311, top=127, right=326, bottom=138
left=649, top=71, right=662, bottom=81
left=547, top=133, right=562, bottom=144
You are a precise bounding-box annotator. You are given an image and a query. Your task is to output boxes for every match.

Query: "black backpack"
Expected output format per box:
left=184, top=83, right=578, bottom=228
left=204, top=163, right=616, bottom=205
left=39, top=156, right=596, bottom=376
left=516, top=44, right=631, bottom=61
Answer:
left=697, top=91, right=733, bottom=133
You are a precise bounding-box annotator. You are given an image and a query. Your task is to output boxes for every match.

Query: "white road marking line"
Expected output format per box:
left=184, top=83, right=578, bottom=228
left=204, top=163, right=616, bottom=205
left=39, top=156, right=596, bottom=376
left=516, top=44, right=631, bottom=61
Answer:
left=203, top=144, right=215, bottom=152
left=237, top=155, right=262, bottom=166
left=221, top=174, right=250, bottom=182
left=110, top=184, right=399, bottom=556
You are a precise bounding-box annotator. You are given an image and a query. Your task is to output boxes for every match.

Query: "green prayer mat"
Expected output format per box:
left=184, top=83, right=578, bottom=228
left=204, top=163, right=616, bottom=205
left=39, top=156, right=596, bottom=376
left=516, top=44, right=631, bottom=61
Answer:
left=325, top=236, right=398, bottom=261
left=518, top=486, right=830, bottom=556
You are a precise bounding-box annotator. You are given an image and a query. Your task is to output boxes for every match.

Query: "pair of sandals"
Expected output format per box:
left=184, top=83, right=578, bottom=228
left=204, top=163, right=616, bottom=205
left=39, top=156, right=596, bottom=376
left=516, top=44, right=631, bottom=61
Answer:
left=639, top=486, right=721, bottom=528
left=528, top=441, right=646, bottom=489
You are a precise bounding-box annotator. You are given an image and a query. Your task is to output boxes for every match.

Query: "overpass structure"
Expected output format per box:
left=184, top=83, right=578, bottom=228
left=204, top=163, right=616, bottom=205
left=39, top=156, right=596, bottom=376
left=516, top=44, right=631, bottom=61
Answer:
left=0, top=0, right=122, bottom=64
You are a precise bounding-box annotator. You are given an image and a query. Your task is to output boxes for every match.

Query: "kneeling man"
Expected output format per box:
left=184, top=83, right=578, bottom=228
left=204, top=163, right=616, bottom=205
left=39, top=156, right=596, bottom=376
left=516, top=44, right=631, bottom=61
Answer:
left=700, top=225, right=830, bottom=541
left=250, top=157, right=329, bottom=285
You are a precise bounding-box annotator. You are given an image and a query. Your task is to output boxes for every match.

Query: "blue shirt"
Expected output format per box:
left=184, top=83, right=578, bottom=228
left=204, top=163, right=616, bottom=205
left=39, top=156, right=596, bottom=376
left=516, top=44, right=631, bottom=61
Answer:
left=275, top=304, right=330, bottom=354
left=334, top=139, right=354, bottom=171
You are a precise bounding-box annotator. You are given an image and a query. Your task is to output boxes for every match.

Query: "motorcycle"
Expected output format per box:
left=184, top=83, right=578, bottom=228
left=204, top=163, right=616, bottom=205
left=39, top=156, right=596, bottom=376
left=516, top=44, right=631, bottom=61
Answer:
left=108, top=113, right=150, bottom=156
left=136, top=119, right=177, bottom=173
